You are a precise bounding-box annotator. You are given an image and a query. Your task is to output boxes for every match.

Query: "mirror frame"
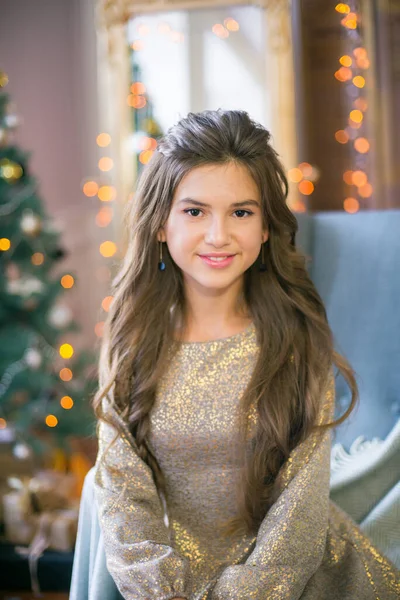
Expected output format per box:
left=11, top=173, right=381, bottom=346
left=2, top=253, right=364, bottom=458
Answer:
left=95, top=0, right=299, bottom=244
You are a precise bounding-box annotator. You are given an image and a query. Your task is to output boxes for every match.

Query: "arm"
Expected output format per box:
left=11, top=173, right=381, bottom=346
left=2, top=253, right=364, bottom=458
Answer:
left=209, top=369, right=336, bottom=600
left=93, top=397, right=192, bottom=600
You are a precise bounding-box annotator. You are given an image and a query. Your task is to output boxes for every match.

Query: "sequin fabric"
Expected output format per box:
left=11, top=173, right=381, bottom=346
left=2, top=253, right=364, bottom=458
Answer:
left=94, top=322, right=400, bottom=599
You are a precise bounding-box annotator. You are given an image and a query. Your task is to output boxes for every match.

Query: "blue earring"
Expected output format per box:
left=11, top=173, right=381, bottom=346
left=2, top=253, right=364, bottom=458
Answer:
left=259, top=241, right=267, bottom=272
left=158, top=241, right=166, bottom=271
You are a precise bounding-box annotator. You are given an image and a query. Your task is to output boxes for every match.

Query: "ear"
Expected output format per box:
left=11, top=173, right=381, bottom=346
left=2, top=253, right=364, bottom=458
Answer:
left=262, top=230, right=269, bottom=244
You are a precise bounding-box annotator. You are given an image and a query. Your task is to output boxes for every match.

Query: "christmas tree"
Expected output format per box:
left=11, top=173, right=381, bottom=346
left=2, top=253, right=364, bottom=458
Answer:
left=0, top=72, right=98, bottom=462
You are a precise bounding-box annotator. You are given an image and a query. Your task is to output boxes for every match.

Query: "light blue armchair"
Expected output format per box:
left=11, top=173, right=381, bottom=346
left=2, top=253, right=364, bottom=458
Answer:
left=70, top=209, right=400, bottom=598
left=298, top=209, right=400, bottom=568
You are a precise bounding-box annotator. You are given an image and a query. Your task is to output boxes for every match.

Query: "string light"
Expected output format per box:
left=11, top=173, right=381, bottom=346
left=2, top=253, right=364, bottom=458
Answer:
left=224, top=18, right=240, bottom=32
left=101, top=296, right=114, bottom=312
left=288, top=168, right=303, bottom=182
left=98, top=157, right=114, bottom=172
left=31, top=252, right=44, bottom=265
left=94, top=322, right=105, bottom=338
left=335, top=3, right=350, bottom=13
left=60, top=396, right=74, bottom=410
left=95, top=206, right=113, bottom=227
left=99, top=241, right=117, bottom=257
left=131, top=82, right=146, bottom=95
left=98, top=185, right=116, bottom=202
left=343, top=197, right=359, bottom=212
left=60, top=274, right=74, bottom=289
left=82, top=180, right=99, bottom=197
left=212, top=24, right=229, bottom=38
left=96, top=133, right=111, bottom=147
left=298, top=180, right=314, bottom=195
left=334, top=2, right=371, bottom=212
left=59, top=343, right=74, bottom=359
left=59, top=367, right=73, bottom=381
left=46, top=414, right=58, bottom=427
left=0, top=238, right=11, bottom=251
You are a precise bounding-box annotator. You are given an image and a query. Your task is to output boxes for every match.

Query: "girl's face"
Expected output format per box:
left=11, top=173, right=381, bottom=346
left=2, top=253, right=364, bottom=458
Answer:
left=158, top=162, right=268, bottom=292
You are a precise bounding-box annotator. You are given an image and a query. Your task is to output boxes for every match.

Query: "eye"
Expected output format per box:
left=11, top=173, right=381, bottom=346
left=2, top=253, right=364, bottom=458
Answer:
left=183, top=209, right=254, bottom=218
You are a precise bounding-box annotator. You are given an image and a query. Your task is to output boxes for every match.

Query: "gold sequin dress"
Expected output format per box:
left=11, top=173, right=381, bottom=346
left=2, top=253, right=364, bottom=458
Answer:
left=94, top=322, right=400, bottom=599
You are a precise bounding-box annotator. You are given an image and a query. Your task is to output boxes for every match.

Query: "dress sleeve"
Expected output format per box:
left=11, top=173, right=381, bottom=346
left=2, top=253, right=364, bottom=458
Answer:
left=93, top=398, right=193, bottom=600
left=209, top=368, right=336, bottom=600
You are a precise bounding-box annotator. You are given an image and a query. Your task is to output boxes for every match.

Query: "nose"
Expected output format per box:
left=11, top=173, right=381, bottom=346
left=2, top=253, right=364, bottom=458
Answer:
left=204, top=216, right=231, bottom=246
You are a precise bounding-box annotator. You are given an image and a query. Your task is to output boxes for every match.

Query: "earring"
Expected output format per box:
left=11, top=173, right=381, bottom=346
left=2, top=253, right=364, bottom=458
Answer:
left=158, top=240, right=166, bottom=271
left=259, top=241, right=267, bottom=272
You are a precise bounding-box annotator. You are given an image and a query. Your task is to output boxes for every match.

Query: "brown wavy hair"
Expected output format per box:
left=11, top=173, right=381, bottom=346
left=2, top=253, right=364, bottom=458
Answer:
left=92, top=109, right=359, bottom=538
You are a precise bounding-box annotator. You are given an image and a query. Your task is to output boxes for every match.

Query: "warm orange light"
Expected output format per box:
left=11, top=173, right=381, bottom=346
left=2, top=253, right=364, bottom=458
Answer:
left=298, top=180, right=314, bottom=195
left=0, top=418, right=7, bottom=429
left=59, top=368, right=73, bottom=382
left=225, top=18, right=239, bottom=32
left=354, top=138, right=370, bottom=153
left=131, top=40, right=144, bottom=51
left=98, top=186, right=116, bottom=202
left=96, top=206, right=113, bottom=227
left=59, top=343, right=74, bottom=359
left=212, top=24, right=229, bottom=38
left=46, top=414, right=58, bottom=428
left=352, top=170, right=368, bottom=187
left=353, top=97, right=368, bottom=111
left=353, top=47, right=367, bottom=59
left=60, top=396, right=74, bottom=410
left=339, top=55, right=352, bottom=67
left=0, top=238, right=11, bottom=251
left=139, top=150, right=154, bottom=164
left=96, top=133, right=111, bottom=147
left=95, top=322, right=105, bottom=338
left=288, top=168, right=303, bottom=183
left=348, top=120, right=361, bottom=129
left=335, top=3, right=350, bottom=13
left=343, top=170, right=354, bottom=185
left=100, top=241, right=117, bottom=257
left=298, top=162, right=313, bottom=178
left=98, top=157, right=114, bottom=172
left=341, top=13, right=357, bottom=29
left=350, top=109, right=363, bottom=123
left=290, top=200, right=307, bottom=213
left=61, top=274, right=74, bottom=289
left=353, top=75, right=365, bottom=88
left=335, top=130, right=349, bottom=144
left=358, top=183, right=373, bottom=198
left=101, top=296, right=114, bottom=312
left=343, top=197, right=359, bottom=213
left=356, top=57, right=370, bottom=69
left=130, top=82, right=146, bottom=95
left=127, top=95, right=147, bottom=109
left=334, top=67, right=352, bottom=82
left=31, top=252, right=44, bottom=266
left=82, top=181, right=98, bottom=197
left=139, top=136, right=157, bottom=151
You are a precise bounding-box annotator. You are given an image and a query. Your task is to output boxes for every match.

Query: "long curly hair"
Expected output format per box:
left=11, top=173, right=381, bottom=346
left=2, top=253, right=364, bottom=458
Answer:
left=92, top=109, right=359, bottom=538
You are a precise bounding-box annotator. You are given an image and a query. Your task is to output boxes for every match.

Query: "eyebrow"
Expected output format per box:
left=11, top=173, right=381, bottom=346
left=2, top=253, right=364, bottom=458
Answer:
left=178, top=197, right=260, bottom=208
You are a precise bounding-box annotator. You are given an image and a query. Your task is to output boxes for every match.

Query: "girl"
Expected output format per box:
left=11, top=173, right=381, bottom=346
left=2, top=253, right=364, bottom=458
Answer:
left=92, top=109, right=400, bottom=599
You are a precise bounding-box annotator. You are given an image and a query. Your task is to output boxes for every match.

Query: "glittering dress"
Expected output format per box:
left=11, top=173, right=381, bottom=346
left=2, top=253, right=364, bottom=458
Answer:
left=93, top=322, right=400, bottom=599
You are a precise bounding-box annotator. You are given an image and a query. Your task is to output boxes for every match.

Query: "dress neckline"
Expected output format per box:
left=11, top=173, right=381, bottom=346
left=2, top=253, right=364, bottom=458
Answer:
left=175, top=321, right=255, bottom=346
